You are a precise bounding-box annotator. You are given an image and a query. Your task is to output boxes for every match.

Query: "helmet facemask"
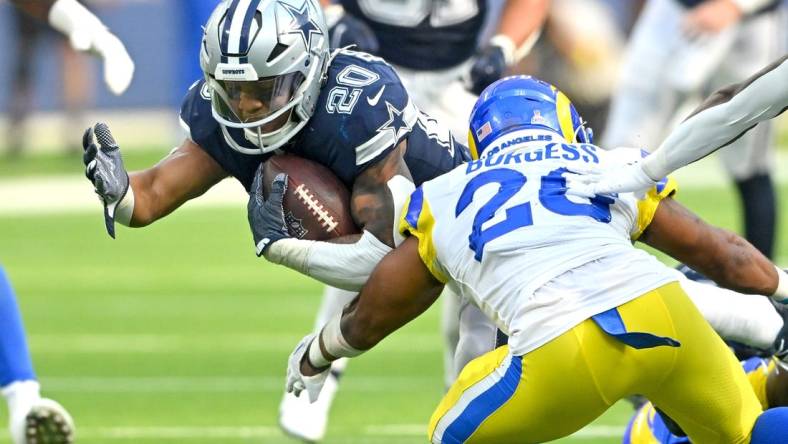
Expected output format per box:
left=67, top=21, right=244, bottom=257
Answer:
left=200, top=0, right=329, bottom=155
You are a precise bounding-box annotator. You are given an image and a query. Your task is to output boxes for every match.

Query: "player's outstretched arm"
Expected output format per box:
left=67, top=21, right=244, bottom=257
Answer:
left=128, top=139, right=228, bottom=227
left=575, top=55, right=788, bottom=197
left=640, top=197, right=788, bottom=302
left=83, top=123, right=227, bottom=236
left=11, top=0, right=135, bottom=95
left=257, top=144, right=413, bottom=291
left=285, top=236, right=443, bottom=402
left=643, top=54, right=788, bottom=181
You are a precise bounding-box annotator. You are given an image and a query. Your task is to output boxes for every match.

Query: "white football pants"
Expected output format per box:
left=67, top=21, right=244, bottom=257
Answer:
left=603, top=0, right=783, bottom=179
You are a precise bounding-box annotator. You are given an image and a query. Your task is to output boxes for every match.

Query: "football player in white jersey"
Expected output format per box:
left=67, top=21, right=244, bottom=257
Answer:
left=602, top=0, right=784, bottom=259
left=280, top=76, right=788, bottom=443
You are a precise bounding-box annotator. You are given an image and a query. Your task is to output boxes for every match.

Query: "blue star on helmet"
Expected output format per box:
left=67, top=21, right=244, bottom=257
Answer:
left=279, top=0, right=322, bottom=50
left=378, top=101, right=412, bottom=140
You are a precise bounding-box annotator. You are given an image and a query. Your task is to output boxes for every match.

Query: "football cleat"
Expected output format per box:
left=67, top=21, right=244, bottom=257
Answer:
left=279, top=369, right=340, bottom=442
left=17, top=399, right=75, bottom=444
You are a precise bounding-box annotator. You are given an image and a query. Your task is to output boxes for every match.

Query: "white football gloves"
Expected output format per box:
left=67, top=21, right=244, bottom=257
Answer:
left=48, top=0, right=134, bottom=95
left=565, top=160, right=658, bottom=199
left=286, top=335, right=330, bottom=403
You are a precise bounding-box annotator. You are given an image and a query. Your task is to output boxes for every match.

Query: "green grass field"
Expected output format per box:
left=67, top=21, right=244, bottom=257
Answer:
left=0, top=151, right=786, bottom=443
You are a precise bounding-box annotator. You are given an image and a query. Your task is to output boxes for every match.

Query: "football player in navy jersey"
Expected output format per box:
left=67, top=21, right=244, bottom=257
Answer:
left=81, top=0, right=470, bottom=440
left=602, top=0, right=784, bottom=259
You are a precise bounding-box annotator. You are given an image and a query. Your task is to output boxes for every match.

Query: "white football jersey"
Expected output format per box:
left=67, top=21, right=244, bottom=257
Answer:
left=399, top=129, right=680, bottom=356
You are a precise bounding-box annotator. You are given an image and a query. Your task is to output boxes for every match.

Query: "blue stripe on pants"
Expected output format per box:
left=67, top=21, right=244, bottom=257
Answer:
left=442, top=356, right=522, bottom=443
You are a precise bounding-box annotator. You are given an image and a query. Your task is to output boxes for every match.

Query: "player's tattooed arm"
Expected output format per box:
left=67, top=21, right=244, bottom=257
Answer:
left=640, top=197, right=779, bottom=296
left=127, top=139, right=227, bottom=227
left=349, top=141, right=413, bottom=248
left=263, top=142, right=413, bottom=291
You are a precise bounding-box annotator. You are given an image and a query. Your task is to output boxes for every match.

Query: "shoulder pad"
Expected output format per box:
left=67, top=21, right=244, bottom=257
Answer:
left=179, top=80, right=218, bottom=144
left=316, top=52, right=419, bottom=167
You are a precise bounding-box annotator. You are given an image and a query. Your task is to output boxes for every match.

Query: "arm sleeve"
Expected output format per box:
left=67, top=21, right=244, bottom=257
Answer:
left=642, top=55, right=788, bottom=180
left=264, top=231, right=392, bottom=291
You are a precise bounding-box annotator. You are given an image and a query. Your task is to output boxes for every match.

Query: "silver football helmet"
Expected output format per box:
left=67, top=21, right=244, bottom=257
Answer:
left=201, top=0, right=329, bottom=154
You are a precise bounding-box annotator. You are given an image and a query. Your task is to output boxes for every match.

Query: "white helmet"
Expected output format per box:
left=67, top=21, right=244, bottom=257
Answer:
left=200, top=0, right=329, bottom=154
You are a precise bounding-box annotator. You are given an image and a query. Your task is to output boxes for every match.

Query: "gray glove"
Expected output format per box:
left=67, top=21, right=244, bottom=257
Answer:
left=82, top=122, right=129, bottom=238
left=247, top=165, right=291, bottom=256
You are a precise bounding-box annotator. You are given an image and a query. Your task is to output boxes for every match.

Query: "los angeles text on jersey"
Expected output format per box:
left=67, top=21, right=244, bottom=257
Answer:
left=466, top=136, right=600, bottom=174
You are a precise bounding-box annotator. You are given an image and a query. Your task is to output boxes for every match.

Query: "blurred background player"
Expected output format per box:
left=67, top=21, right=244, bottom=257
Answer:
left=2, top=0, right=134, bottom=442
left=602, top=0, right=785, bottom=259
left=518, top=0, right=630, bottom=133
left=567, top=55, right=788, bottom=198
left=280, top=2, right=548, bottom=440
left=5, top=0, right=134, bottom=158
left=320, top=0, right=548, bottom=138
left=6, top=5, right=92, bottom=157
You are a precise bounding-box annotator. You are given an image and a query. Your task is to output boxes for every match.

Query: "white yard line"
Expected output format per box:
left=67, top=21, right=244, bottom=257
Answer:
left=0, top=176, right=246, bottom=217
left=28, top=332, right=440, bottom=353
left=39, top=376, right=439, bottom=393
left=0, top=424, right=623, bottom=441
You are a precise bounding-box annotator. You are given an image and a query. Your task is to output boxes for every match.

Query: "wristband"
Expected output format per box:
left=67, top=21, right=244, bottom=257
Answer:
left=307, top=336, right=331, bottom=369
left=114, top=183, right=134, bottom=226
left=773, top=266, right=788, bottom=303
left=489, top=34, right=516, bottom=66
left=320, top=313, right=364, bottom=360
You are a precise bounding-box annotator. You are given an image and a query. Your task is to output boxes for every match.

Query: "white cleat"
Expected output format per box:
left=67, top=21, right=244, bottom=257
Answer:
left=11, top=398, right=75, bottom=444
left=279, top=371, right=339, bottom=443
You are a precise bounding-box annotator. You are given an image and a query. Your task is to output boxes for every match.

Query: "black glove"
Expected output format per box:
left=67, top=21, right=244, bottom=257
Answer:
left=467, top=44, right=508, bottom=95
left=247, top=165, right=290, bottom=257
left=82, top=122, right=129, bottom=238
left=327, top=10, right=379, bottom=54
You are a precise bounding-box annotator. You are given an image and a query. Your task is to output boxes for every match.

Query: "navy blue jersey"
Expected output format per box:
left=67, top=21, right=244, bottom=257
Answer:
left=179, top=50, right=469, bottom=192
left=341, top=0, right=486, bottom=70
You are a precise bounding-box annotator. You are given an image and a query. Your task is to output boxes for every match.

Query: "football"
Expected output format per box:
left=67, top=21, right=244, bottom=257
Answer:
left=262, top=154, right=359, bottom=241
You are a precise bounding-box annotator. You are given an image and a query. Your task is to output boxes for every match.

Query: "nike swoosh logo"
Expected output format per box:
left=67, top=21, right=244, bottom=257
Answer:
left=366, top=85, right=386, bottom=106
